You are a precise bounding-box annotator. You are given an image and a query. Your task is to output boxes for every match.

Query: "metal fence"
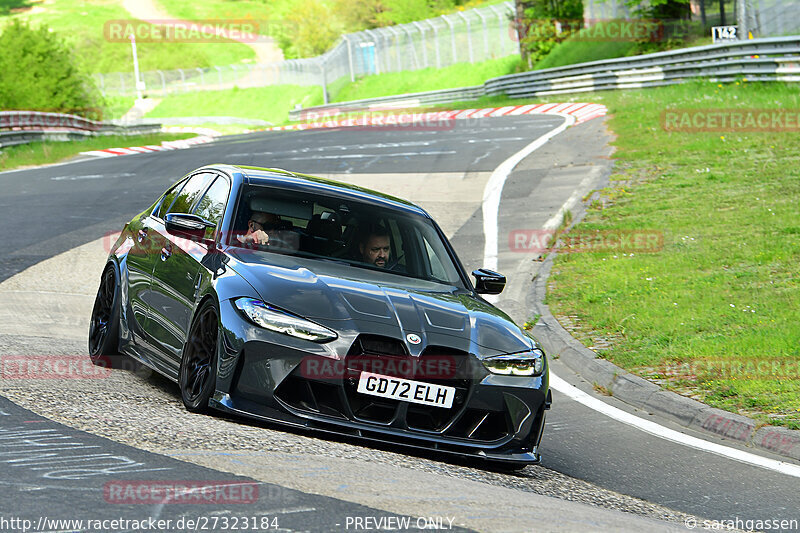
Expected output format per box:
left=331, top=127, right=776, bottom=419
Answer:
left=288, top=36, right=800, bottom=119
left=94, top=0, right=800, bottom=102
left=95, top=2, right=518, bottom=101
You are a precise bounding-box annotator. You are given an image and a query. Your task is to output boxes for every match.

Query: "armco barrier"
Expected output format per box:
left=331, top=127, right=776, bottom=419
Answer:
left=291, top=36, right=800, bottom=119
left=0, top=111, right=162, bottom=149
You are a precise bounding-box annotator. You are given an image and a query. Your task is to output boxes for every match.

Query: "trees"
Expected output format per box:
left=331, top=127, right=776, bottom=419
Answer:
left=0, top=20, right=102, bottom=116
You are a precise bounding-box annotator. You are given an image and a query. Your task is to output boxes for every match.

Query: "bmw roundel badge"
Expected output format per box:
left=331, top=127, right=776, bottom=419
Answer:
left=406, top=333, right=421, bottom=345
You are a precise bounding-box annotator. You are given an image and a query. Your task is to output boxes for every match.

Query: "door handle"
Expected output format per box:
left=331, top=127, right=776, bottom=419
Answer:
left=137, top=228, right=148, bottom=243
left=160, top=246, right=172, bottom=261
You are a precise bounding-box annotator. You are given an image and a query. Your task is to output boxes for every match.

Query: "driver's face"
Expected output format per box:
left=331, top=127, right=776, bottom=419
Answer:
left=361, top=235, right=390, bottom=268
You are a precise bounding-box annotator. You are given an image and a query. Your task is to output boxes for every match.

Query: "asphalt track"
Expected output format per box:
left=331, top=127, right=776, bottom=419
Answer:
left=0, top=115, right=798, bottom=531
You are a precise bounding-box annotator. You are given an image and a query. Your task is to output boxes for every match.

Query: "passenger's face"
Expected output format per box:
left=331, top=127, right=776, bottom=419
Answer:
left=361, top=235, right=390, bottom=268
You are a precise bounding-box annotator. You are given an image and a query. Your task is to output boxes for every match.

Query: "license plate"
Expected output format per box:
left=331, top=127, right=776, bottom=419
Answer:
left=356, top=372, right=455, bottom=409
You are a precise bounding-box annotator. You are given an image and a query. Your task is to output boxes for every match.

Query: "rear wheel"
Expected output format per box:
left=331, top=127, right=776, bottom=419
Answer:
left=88, top=265, right=121, bottom=362
left=179, top=300, right=219, bottom=413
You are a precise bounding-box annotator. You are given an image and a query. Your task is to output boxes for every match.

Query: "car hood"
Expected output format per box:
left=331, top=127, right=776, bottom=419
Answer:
left=226, top=251, right=534, bottom=357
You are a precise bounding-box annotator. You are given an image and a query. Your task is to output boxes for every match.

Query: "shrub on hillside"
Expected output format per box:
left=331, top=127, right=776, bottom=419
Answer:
left=0, top=20, right=103, bottom=117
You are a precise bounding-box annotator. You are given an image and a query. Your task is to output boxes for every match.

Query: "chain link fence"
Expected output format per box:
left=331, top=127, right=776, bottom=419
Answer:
left=95, top=0, right=799, bottom=102
left=95, top=2, right=518, bottom=101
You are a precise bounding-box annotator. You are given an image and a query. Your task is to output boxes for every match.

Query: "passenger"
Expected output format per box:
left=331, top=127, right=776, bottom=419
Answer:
left=359, top=225, right=391, bottom=268
left=237, top=211, right=280, bottom=246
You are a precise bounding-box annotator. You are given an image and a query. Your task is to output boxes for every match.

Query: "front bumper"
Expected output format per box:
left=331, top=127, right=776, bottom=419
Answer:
left=212, top=299, right=550, bottom=464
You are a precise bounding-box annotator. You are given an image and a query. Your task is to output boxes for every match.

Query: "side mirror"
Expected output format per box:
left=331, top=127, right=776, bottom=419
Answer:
left=164, top=213, right=216, bottom=243
left=472, top=268, right=506, bottom=295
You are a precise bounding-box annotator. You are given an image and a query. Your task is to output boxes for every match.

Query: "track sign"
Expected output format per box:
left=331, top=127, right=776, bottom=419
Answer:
left=712, top=25, right=738, bottom=43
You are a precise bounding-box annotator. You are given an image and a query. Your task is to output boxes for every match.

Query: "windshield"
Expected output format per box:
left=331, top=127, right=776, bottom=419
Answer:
left=227, top=184, right=466, bottom=288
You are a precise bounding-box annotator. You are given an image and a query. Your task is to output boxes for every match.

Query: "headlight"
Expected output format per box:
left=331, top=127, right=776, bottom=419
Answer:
left=482, top=349, right=545, bottom=376
left=234, top=298, right=337, bottom=343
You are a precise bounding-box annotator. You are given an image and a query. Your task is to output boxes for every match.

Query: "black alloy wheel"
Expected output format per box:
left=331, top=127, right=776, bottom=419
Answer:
left=179, top=300, right=219, bottom=413
left=88, top=265, right=121, bottom=361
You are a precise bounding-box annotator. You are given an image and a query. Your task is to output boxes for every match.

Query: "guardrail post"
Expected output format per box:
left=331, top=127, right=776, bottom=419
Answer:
left=474, top=9, right=490, bottom=60
left=366, top=30, right=382, bottom=74
left=487, top=5, right=506, bottom=56
left=457, top=12, right=474, bottom=63
left=386, top=26, right=402, bottom=71
left=320, top=59, right=329, bottom=104
left=441, top=15, right=457, bottom=64
left=214, top=66, right=223, bottom=89
left=737, top=0, right=748, bottom=37
left=412, top=22, right=428, bottom=68
left=505, top=3, right=519, bottom=56
left=157, top=70, right=166, bottom=96
left=196, top=68, right=204, bottom=89
left=427, top=20, right=441, bottom=68
left=403, top=25, right=420, bottom=69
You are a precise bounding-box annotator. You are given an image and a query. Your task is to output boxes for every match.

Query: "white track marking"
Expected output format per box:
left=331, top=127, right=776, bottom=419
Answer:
left=481, top=113, right=575, bottom=273
left=481, top=112, right=800, bottom=479
left=550, top=374, right=800, bottom=478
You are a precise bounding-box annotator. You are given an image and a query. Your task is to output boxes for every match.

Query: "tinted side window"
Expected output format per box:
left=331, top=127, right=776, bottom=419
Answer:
left=154, top=179, right=187, bottom=219
left=194, top=176, right=230, bottom=239
left=166, top=173, right=215, bottom=215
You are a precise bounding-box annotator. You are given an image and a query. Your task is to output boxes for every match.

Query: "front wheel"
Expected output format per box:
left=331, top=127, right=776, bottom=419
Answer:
left=88, top=265, right=121, bottom=362
left=179, top=300, right=219, bottom=413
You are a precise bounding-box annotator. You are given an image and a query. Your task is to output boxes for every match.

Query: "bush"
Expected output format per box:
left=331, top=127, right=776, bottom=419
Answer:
left=0, top=20, right=103, bottom=117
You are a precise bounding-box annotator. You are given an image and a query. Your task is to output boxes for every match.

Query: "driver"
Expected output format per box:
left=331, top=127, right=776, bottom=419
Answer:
left=359, top=225, right=391, bottom=268
left=237, top=211, right=280, bottom=246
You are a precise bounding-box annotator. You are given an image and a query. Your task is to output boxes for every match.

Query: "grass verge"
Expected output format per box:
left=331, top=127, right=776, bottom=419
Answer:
left=146, top=85, right=323, bottom=125
left=329, top=56, right=521, bottom=102
left=144, top=56, right=519, bottom=127
left=538, top=81, right=800, bottom=429
left=0, top=132, right=195, bottom=171
left=4, top=0, right=254, bottom=73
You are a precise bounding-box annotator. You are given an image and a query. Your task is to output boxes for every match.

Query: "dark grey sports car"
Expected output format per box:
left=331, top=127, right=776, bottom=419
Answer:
left=90, top=164, right=550, bottom=466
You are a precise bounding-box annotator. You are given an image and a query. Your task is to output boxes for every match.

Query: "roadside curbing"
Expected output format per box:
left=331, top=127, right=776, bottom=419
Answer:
left=528, top=183, right=800, bottom=464
left=265, top=103, right=608, bottom=132
left=80, top=134, right=215, bottom=158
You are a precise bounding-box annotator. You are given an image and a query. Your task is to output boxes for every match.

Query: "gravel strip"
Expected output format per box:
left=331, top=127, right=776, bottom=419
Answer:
left=0, top=335, right=697, bottom=526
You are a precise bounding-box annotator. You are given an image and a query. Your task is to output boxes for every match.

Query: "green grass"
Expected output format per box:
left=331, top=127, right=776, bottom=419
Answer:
left=532, top=19, right=705, bottom=71
left=146, top=85, right=324, bottom=124
left=143, top=56, right=518, bottom=127
left=539, top=81, right=800, bottom=429
left=4, top=0, right=255, bottom=73
left=329, top=56, right=521, bottom=102
left=534, top=35, right=638, bottom=71
left=0, top=132, right=195, bottom=171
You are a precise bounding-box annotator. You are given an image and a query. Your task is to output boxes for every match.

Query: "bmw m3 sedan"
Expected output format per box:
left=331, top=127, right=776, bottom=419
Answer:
left=89, top=164, right=551, bottom=466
